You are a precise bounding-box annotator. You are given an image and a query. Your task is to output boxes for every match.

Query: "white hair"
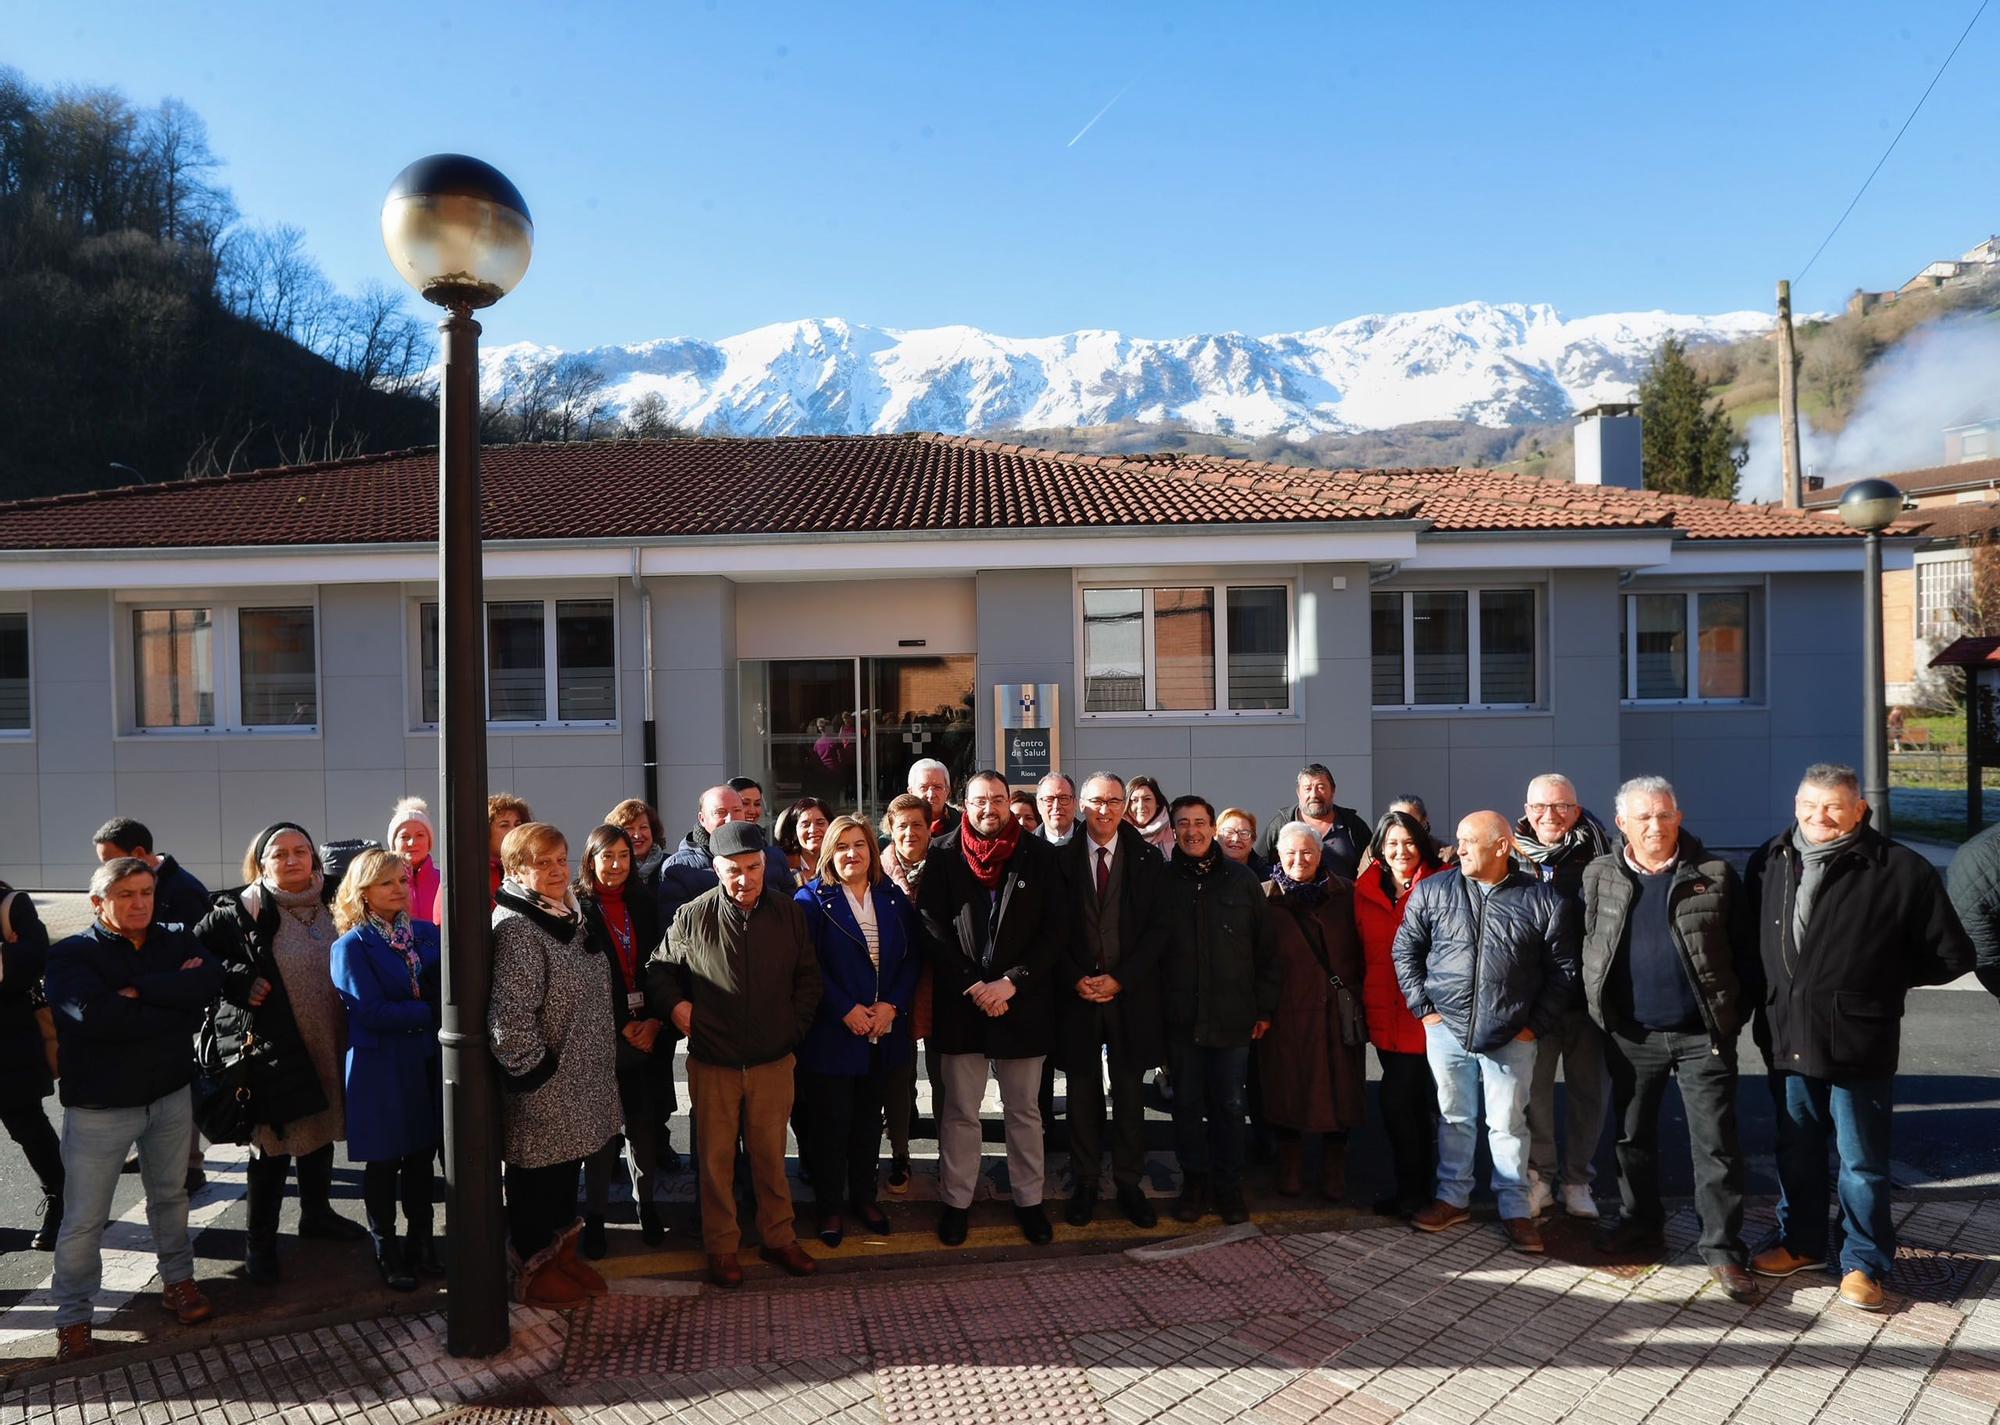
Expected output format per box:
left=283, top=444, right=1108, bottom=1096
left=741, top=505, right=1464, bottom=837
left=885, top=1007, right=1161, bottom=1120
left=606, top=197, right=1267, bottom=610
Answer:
left=1276, top=820, right=1323, bottom=851
left=907, top=758, right=949, bottom=789
left=1526, top=772, right=1576, bottom=799
left=1614, top=776, right=1678, bottom=817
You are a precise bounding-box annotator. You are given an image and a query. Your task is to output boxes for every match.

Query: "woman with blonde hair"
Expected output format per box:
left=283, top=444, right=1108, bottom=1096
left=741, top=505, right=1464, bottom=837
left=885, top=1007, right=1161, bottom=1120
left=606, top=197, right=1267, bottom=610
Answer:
left=330, top=851, right=443, bottom=1291
left=794, top=814, right=919, bottom=1246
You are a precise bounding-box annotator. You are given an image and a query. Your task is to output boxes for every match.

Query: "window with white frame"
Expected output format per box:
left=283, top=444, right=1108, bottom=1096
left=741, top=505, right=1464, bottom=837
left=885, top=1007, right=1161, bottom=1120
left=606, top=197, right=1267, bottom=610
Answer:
left=416, top=597, right=617, bottom=727
left=1619, top=590, right=1752, bottom=702
left=127, top=602, right=318, bottom=732
left=0, top=610, right=28, bottom=732
left=1370, top=587, right=1538, bottom=709
left=1917, top=556, right=1972, bottom=642
left=1079, top=582, right=1290, bottom=715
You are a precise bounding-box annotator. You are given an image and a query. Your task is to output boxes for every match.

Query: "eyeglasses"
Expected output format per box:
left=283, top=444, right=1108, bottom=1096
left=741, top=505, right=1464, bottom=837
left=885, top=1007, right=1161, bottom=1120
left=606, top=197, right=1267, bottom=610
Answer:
left=1081, top=797, right=1125, bottom=810
left=1039, top=794, right=1076, bottom=806
left=964, top=795, right=1009, bottom=808
left=1525, top=802, right=1576, bottom=816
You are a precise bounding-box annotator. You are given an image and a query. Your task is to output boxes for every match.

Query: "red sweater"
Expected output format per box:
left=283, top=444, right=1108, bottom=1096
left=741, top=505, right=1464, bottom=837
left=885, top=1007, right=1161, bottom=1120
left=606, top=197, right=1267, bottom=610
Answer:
left=1354, top=859, right=1439, bottom=1056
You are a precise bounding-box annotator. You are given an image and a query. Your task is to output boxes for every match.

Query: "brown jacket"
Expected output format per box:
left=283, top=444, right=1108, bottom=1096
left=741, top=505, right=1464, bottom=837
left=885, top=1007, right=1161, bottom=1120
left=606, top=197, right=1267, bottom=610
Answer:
left=647, top=886, right=821, bottom=1069
left=1257, top=880, right=1368, bottom=1133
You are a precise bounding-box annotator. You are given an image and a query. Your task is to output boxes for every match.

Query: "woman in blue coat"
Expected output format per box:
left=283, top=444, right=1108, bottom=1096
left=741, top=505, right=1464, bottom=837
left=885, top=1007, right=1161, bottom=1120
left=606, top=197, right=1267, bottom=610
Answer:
left=795, top=815, right=920, bottom=1248
left=330, top=849, right=442, bottom=1292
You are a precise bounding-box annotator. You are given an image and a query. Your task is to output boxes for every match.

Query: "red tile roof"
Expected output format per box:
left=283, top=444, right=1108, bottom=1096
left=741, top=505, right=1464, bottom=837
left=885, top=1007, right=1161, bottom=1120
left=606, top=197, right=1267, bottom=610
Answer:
left=1806, top=458, right=2000, bottom=507
left=0, top=432, right=1861, bottom=552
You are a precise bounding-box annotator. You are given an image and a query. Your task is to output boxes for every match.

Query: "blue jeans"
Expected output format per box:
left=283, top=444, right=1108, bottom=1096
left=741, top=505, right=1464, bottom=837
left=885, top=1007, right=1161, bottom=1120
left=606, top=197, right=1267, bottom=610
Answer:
left=1425, top=1021, right=1537, bottom=1219
left=1774, top=1072, right=1895, bottom=1279
left=1168, top=1037, right=1250, bottom=1190
left=52, top=1087, right=197, bottom=1327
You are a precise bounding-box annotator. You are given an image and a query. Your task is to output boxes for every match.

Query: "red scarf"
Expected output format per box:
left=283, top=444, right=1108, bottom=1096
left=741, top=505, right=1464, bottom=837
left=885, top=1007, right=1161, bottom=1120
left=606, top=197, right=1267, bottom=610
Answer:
left=599, top=882, right=638, bottom=985
left=959, top=814, right=1022, bottom=889
left=930, top=809, right=954, bottom=838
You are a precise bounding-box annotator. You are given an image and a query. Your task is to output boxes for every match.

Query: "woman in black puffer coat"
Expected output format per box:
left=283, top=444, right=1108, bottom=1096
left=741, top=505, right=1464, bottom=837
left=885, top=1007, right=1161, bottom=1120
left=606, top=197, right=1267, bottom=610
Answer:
left=0, top=883, right=63, bottom=1250
left=196, top=823, right=369, bottom=1285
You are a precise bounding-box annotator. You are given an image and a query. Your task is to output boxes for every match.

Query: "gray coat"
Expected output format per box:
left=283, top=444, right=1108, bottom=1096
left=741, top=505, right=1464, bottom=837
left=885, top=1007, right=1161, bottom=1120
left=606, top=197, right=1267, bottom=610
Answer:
left=489, top=894, right=623, bottom=1169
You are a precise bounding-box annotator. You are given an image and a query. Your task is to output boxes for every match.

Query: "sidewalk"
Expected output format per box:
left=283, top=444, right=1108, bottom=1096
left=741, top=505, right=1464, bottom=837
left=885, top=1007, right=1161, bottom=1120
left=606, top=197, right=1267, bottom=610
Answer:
left=8, top=1193, right=1999, bottom=1423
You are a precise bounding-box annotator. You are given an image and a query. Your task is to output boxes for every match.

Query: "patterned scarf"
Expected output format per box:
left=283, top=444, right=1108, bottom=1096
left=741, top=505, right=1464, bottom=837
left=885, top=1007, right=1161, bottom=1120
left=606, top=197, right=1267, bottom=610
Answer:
left=1271, top=862, right=1332, bottom=911
left=499, top=876, right=581, bottom=926
left=367, top=908, right=423, bottom=996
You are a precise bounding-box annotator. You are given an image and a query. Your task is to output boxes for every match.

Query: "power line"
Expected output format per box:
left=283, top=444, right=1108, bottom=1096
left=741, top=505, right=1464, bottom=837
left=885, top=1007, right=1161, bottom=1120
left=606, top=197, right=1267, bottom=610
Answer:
left=1795, top=0, right=1990, bottom=283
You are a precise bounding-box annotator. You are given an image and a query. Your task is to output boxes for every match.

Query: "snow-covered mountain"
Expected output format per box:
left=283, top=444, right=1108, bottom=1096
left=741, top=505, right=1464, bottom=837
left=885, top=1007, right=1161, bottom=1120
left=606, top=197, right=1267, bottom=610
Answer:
left=479, top=301, right=1773, bottom=439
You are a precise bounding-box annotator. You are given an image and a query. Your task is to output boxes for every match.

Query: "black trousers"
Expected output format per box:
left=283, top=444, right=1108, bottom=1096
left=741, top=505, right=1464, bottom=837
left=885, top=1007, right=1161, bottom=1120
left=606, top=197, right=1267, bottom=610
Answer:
left=361, top=1154, right=435, bottom=1242
left=802, top=1067, right=888, bottom=1212
left=0, top=1098, right=64, bottom=1193
left=246, top=1141, right=339, bottom=1246
left=882, top=1044, right=946, bottom=1162
left=1065, top=1011, right=1149, bottom=1190
left=504, top=1157, right=582, bottom=1260
left=1377, top=1050, right=1438, bottom=1208
left=1604, top=1025, right=1747, bottom=1266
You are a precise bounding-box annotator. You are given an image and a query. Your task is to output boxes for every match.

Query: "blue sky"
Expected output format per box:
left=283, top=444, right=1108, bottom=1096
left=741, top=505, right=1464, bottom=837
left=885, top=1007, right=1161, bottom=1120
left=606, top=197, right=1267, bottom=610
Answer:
left=10, top=1, right=1997, bottom=350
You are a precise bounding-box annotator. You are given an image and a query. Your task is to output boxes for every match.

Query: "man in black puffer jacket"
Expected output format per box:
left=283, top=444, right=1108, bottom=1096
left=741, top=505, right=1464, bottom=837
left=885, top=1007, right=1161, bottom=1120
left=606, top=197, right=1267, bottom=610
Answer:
left=1742, top=763, right=1971, bottom=1312
left=1579, top=776, right=1759, bottom=1303
left=1159, top=794, right=1277, bottom=1229
left=44, top=858, right=224, bottom=1361
left=1393, top=810, right=1579, bottom=1255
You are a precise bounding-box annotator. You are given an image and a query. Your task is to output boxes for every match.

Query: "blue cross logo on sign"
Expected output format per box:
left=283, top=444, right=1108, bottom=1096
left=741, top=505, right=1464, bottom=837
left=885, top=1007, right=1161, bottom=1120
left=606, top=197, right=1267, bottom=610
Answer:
left=1019, top=691, right=1037, bottom=717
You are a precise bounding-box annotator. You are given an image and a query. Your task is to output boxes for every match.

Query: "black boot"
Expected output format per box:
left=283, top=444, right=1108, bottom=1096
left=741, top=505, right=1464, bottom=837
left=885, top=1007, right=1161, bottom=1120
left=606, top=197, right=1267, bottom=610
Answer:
left=245, top=1153, right=286, bottom=1284
left=30, top=1189, right=62, bottom=1251
left=295, top=1145, right=368, bottom=1241
left=373, top=1229, right=416, bottom=1292
left=1173, top=1172, right=1209, bottom=1224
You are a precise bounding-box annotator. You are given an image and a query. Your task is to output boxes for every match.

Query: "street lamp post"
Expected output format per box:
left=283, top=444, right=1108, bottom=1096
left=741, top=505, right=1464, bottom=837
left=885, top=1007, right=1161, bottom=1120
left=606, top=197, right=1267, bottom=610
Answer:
left=1839, top=478, right=1905, bottom=841
left=381, top=155, right=533, bottom=1358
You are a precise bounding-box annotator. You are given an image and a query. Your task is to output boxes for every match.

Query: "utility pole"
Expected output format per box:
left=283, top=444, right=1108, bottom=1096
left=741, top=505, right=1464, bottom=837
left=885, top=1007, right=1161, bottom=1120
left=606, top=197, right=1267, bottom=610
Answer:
left=1777, top=279, right=1803, bottom=509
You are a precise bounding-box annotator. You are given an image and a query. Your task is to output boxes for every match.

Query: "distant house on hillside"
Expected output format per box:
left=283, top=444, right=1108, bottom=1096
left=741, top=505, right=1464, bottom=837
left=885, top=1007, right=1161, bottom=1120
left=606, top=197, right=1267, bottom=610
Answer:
left=1850, top=235, right=2000, bottom=315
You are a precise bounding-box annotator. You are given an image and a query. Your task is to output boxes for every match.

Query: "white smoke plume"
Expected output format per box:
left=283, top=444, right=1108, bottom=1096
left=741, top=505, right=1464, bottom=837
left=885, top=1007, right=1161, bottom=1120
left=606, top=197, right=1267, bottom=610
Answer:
left=1738, top=313, right=2000, bottom=501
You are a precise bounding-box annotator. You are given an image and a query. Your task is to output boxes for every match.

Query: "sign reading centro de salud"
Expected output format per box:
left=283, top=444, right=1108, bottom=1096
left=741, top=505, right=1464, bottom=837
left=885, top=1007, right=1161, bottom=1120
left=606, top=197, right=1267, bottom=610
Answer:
left=1004, top=727, right=1054, bottom=784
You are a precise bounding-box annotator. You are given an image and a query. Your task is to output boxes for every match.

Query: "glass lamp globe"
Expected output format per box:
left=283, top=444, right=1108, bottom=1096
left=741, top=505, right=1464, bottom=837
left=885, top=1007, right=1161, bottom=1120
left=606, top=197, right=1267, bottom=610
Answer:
left=1837, top=478, right=1905, bottom=534
left=381, top=154, right=533, bottom=309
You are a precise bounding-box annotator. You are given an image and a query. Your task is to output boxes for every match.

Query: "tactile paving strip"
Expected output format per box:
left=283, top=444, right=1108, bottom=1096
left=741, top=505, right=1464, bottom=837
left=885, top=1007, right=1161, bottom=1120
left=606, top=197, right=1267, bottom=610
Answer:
left=877, top=1335, right=1107, bottom=1425
left=559, top=1292, right=688, bottom=1381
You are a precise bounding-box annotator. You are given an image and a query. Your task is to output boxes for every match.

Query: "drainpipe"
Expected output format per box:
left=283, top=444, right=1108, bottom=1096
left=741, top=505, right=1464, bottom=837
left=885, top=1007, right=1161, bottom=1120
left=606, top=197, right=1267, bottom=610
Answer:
left=633, top=547, right=659, bottom=809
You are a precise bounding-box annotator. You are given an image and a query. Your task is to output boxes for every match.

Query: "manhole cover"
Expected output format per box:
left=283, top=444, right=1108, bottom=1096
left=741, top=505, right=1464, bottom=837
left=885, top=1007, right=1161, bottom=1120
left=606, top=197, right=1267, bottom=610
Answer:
left=1895, top=1246, right=1986, bottom=1304
left=426, top=1384, right=568, bottom=1424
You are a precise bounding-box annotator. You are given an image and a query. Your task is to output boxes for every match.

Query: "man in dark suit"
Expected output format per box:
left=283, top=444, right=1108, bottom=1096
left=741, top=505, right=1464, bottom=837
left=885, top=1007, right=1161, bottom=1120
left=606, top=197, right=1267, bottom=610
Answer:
left=1055, top=771, right=1165, bottom=1228
left=918, top=769, right=1068, bottom=1247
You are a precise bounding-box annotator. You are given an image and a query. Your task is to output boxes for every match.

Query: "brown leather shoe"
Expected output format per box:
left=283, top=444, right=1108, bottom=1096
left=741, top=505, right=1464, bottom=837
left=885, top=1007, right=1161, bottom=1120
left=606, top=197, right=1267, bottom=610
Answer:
left=1410, top=1199, right=1470, bottom=1233
left=161, top=1277, right=213, bottom=1324
left=1839, top=1270, right=1886, bottom=1311
left=707, top=1253, right=744, bottom=1288
left=1750, top=1244, right=1825, bottom=1278
left=1711, top=1264, right=1757, bottom=1303
left=55, top=1323, right=95, bottom=1362
left=759, top=1241, right=818, bottom=1277
left=1503, top=1217, right=1545, bottom=1254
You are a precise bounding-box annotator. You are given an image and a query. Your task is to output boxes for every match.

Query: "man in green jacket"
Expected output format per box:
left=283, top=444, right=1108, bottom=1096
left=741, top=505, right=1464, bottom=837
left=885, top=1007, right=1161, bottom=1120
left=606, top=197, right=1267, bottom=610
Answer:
left=1579, top=776, right=1757, bottom=1303
left=648, top=821, right=822, bottom=1288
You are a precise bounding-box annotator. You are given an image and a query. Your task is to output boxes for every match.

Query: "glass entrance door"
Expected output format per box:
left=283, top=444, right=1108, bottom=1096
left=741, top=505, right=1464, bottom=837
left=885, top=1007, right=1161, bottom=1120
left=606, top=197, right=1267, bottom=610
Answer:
left=739, top=654, right=975, bottom=824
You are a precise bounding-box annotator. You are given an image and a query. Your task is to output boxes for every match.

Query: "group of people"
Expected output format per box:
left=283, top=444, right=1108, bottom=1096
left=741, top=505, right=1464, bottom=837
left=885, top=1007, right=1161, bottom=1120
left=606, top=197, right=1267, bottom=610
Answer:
left=4, top=753, right=1992, bottom=1360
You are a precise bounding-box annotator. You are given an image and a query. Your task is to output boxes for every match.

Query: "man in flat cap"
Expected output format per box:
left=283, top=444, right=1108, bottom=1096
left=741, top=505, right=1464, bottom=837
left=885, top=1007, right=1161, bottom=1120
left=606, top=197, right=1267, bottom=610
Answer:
left=648, top=820, right=822, bottom=1287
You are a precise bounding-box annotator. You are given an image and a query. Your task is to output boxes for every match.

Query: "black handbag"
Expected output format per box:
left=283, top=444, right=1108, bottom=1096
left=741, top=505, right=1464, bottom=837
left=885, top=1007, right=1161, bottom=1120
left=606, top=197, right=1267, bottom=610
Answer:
left=192, top=1015, right=268, bottom=1145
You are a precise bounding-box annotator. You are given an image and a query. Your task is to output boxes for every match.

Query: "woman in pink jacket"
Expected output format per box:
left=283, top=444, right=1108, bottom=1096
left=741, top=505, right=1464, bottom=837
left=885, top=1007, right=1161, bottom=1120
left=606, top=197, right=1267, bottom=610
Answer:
left=387, top=798, right=443, bottom=926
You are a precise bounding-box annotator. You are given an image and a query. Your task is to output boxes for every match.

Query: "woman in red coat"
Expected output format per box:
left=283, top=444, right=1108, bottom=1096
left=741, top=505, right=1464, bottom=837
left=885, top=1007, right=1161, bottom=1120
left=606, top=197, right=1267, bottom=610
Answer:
left=1354, top=808, right=1443, bottom=1218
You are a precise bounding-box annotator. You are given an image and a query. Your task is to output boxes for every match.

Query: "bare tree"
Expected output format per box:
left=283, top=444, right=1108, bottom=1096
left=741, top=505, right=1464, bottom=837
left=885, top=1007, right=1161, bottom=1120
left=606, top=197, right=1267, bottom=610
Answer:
left=217, top=221, right=333, bottom=345
left=623, top=390, right=687, bottom=438
left=545, top=354, right=614, bottom=441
